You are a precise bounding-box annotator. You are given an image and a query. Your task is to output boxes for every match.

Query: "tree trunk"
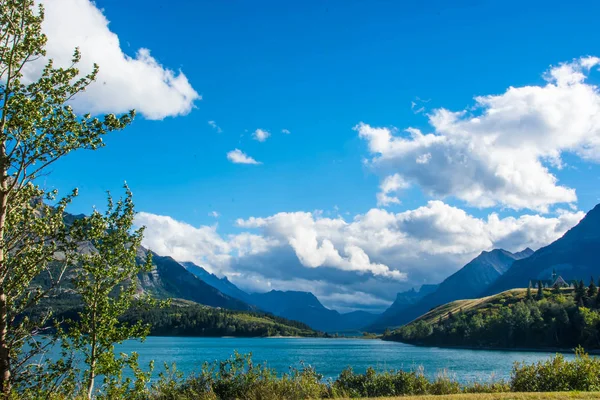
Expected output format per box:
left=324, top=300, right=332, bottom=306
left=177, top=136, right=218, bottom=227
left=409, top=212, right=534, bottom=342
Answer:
left=86, top=330, right=97, bottom=400
left=0, top=290, right=9, bottom=396
left=86, top=364, right=95, bottom=400
left=0, top=177, right=10, bottom=395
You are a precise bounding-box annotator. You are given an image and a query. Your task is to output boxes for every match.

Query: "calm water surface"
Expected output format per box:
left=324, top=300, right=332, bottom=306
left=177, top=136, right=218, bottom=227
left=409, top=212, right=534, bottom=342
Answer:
left=113, top=337, right=575, bottom=383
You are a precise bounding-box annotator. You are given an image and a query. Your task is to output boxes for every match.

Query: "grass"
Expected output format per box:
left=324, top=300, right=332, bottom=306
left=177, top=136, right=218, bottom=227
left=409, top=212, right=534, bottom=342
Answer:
left=360, top=392, right=600, bottom=399
left=412, top=289, right=535, bottom=325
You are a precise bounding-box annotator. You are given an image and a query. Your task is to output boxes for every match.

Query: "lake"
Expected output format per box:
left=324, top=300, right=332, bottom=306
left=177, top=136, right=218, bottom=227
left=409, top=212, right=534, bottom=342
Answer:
left=112, top=337, right=575, bottom=383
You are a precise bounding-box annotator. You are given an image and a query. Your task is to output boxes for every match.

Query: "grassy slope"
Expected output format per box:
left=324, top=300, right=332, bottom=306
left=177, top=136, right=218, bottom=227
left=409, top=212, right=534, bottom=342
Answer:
left=360, top=393, right=600, bottom=400
left=409, top=289, right=533, bottom=325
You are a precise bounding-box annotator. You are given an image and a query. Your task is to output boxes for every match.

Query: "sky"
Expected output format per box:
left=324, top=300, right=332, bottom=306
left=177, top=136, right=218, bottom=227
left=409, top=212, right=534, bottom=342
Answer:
left=34, top=0, right=600, bottom=312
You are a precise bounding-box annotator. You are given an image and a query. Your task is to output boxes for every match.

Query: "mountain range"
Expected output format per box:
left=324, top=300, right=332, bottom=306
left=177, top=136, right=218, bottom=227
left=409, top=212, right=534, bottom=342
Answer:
left=182, top=263, right=379, bottom=332
left=53, top=203, right=600, bottom=335
left=485, top=204, right=600, bottom=295
left=140, top=203, right=599, bottom=334
left=368, top=248, right=533, bottom=331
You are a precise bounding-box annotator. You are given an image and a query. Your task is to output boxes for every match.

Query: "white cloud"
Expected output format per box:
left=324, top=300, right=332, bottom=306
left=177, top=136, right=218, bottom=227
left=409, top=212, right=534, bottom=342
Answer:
left=238, top=212, right=405, bottom=280
left=208, top=211, right=220, bottom=218
left=282, top=129, right=291, bottom=134
left=208, top=121, right=222, bottom=133
left=226, top=149, right=261, bottom=165
left=253, top=128, right=271, bottom=142
left=357, top=56, right=600, bottom=212
left=32, top=0, right=199, bottom=120
left=376, top=173, right=409, bottom=207
left=136, top=203, right=584, bottom=310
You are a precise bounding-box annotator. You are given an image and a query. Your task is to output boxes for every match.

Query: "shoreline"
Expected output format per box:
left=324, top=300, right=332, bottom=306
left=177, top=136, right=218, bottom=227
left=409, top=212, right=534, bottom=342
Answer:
left=383, top=338, right=600, bottom=354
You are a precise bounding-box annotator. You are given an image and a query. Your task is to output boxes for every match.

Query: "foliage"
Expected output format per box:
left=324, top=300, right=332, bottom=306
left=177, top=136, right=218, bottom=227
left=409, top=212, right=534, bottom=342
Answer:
left=384, top=288, right=600, bottom=350
left=511, top=347, right=600, bottom=392
left=60, top=188, right=160, bottom=399
left=0, top=0, right=133, bottom=393
left=121, top=301, right=321, bottom=338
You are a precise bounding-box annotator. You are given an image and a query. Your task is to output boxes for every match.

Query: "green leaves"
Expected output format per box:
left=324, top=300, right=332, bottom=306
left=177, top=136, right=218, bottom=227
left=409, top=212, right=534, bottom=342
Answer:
left=0, top=0, right=135, bottom=394
left=62, top=187, right=155, bottom=399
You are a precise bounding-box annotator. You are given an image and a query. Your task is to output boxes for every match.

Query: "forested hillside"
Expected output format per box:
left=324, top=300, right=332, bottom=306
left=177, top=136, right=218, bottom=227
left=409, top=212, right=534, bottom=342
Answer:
left=384, top=281, right=600, bottom=350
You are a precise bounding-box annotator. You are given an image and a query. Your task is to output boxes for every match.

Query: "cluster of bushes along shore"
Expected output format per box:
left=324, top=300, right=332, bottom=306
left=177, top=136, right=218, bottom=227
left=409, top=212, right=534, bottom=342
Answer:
left=17, top=348, right=600, bottom=399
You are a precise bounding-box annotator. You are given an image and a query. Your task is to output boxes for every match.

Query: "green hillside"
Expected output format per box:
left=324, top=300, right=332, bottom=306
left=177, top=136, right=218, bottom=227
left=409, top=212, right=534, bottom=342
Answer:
left=121, top=299, right=322, bottom=337
left=383, top=284, right=600, bottom=350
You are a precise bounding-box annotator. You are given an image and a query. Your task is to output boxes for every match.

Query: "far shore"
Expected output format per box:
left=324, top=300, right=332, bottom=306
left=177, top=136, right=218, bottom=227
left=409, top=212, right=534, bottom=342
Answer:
left=383, top=338, right=600, bottom=354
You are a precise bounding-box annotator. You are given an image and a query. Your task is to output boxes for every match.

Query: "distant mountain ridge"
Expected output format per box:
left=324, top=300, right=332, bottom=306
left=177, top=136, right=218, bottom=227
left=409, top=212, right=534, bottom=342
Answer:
left=178, top=261, right=380, bottom=332
left=369, top=247, right=533, bottom=331
left=485, top=205, right=596, bottom=295
left=181, top=261, right=253, bottom=304
left=249, top=290, right=379, bottom=332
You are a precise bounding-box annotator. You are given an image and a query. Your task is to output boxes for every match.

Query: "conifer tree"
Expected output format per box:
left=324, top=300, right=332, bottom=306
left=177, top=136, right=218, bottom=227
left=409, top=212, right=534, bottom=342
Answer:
left=588, top=276, right=597, bottom=299
left=537, top=280, right=544, bottom=300
left=526, top=281, right=532, bottom=300
left=576, top=280, right=587, bottom=303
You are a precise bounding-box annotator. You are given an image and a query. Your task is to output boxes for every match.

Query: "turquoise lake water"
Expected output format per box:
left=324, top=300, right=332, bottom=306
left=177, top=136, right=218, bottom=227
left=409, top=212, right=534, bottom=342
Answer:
left=111, top=337, right=575, bottom=383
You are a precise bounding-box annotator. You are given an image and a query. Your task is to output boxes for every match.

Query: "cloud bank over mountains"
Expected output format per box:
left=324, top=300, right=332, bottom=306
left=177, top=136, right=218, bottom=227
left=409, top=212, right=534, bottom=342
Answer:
left=35, top=0, right=199, bottom=120
left=357, top=57, right=600, bottom=212
left=136, top=203, right=583, bottom=311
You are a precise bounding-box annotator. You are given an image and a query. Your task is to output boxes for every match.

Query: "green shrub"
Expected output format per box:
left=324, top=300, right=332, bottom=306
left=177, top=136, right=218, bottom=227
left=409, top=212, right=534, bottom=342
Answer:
left=511, top=346, right=600, bottom=392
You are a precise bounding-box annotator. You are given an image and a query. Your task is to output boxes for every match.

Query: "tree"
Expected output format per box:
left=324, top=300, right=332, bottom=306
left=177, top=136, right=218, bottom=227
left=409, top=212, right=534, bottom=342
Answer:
left=588, top=276, right=597, bottom=299
left=537, top=281, right=544, bottom=300
left=526, top=281, right=533, bottom=300
left=576, top=280, right=587, bottom=304
left=0, top=1, right=133, bottom=393
left=553, top=282, right=561, bottom=295
left=64, top=188, right=155, bottom=399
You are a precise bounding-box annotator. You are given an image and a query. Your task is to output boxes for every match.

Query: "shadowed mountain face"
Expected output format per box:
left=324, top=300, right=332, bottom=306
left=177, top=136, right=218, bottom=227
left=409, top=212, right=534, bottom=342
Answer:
left=181, top=261, right=253, bottom=304
left=485, top=205, right=597, bottom=295
left=368, top=248, right=533, bottom=331
left=136, top=250, right=254, bottom=311
left=367, top=284, right=438, bottom=331
left=249, top=290, right=379, bottom=332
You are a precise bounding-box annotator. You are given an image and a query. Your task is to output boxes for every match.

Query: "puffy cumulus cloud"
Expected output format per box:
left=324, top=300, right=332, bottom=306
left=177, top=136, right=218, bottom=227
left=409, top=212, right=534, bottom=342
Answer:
left=237, top=211, right=404, bottom=279
left=252, top=128, right=271, bottom=142
left=357, top=56, right=600, bottom=212
left=134, top=202, right=584, bottom=311
left=377, top=174, right=410, bottom=207
left=134, top=212, right=273, bottom=275
left=31, top=0, right=199, bottom=119
left=226, top=149, right=261, bottom=164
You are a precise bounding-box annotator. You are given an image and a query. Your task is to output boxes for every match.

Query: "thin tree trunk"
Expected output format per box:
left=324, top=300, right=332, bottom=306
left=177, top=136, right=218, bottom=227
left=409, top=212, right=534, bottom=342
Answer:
left=0, top=187, right=10, bottom=395
left=86, top=359, right=95, bottom=400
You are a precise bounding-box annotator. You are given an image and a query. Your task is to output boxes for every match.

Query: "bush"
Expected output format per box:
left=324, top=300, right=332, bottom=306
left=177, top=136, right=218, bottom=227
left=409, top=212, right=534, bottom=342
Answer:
left=511, top=346, right=600, bottom=392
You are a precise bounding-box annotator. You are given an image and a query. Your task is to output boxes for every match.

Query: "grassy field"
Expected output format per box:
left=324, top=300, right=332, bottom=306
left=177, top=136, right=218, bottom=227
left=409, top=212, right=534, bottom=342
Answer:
left=361, top=392, right=600, bottom=400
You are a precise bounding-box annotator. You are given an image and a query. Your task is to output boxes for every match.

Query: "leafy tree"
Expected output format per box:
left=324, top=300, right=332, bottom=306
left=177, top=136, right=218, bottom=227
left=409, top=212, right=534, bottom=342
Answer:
left=536, top=281, right=544, bottom=300
left=0, top=0, right=133, bottom=392
left=64, top=188, right=154, bottom=399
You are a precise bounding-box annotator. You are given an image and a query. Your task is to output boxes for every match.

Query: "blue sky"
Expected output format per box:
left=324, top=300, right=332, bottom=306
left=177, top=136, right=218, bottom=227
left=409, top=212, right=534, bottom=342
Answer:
left=38, top=0, right=600, bottom=311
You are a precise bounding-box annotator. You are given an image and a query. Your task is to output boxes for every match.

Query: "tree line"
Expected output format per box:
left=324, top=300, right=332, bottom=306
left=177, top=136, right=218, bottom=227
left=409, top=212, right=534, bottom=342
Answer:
left=385, top=278, right=600, bottom=350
